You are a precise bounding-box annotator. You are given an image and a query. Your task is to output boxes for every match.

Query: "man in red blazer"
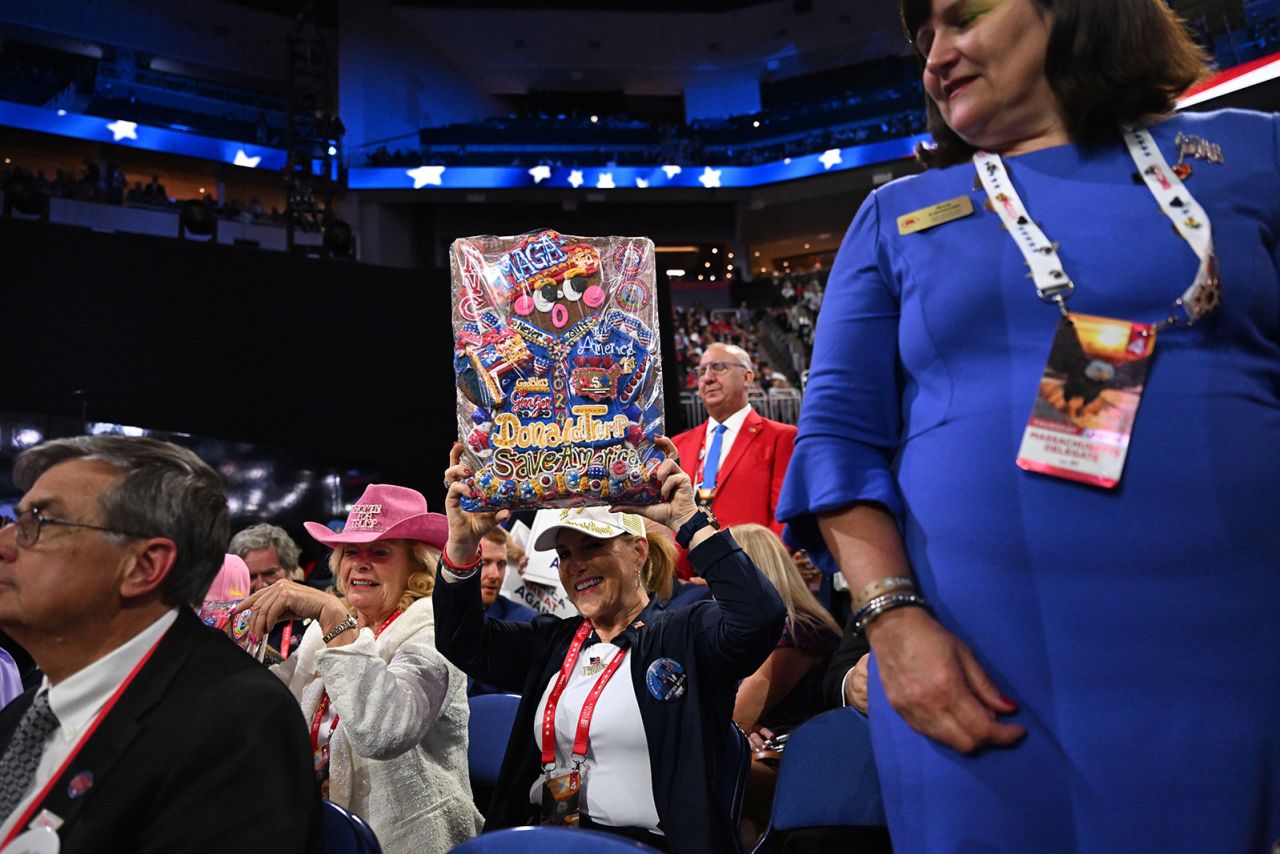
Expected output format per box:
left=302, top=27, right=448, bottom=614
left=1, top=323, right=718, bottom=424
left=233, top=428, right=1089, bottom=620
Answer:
left=671, top=342, right=797, bottom=536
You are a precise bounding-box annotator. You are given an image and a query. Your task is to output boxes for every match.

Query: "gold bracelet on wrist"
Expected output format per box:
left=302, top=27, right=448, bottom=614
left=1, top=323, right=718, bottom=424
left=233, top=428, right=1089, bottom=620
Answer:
left=322, top=616, right=358, bottom=644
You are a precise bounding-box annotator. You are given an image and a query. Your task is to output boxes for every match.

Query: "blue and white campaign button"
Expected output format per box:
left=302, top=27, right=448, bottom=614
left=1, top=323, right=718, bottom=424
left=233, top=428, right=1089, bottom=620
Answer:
left=645, top=657, right=687, bottom=702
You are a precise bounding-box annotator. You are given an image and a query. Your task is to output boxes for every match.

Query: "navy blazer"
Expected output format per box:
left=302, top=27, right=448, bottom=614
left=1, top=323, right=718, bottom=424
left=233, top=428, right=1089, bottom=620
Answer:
left=434, top=531, right=786, bottom=854
left=469, top=596, right=541, bottom=697
left=0, top=609, right=323, bottom=853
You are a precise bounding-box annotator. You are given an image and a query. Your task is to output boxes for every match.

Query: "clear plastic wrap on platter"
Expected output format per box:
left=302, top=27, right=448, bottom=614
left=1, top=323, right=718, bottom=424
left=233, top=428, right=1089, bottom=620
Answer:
left=450, top=228, right=666, bottom=511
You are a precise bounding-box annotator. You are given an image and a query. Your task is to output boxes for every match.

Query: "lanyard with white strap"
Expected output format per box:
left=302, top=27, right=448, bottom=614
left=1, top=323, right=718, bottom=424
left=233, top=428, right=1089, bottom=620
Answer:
left=973, top=126, right=1221, bottom=329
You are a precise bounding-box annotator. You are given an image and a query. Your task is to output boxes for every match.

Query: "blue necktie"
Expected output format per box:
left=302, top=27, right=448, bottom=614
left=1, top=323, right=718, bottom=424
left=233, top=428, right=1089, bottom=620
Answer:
left=701, top=423, right=728, bottom=491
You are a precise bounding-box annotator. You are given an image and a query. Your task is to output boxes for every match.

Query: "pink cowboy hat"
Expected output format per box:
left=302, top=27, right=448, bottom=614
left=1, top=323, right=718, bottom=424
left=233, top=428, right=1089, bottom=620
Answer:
left=304, top=484, right=448, bottom=548
left=204, top=554, right=251, bottom=604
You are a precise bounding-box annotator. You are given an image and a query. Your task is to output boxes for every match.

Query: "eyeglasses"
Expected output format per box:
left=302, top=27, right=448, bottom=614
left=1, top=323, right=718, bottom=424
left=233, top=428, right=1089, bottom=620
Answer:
left=694, top=361, right=750, bottom=378
left=0, top=506, right=153, bottom=549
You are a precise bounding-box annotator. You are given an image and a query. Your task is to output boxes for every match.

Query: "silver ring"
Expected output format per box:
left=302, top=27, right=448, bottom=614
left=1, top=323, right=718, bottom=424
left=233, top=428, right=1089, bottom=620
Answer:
left=443, top=477, right=451, bottom=489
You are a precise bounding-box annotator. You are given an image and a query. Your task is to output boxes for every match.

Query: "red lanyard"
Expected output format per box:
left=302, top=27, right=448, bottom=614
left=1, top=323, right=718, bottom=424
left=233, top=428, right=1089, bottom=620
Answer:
left=2, top=633, right=165, bottom=847
left=310, top=610, right=402, bottom=758
left=279, top=622, right=293, bottom=660
left=540, top=620, right=629, bottom=770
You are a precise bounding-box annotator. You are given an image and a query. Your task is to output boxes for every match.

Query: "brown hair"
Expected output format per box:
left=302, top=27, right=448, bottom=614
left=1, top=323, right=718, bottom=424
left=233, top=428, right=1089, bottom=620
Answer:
left=900, top=0, right=1211, bottom=168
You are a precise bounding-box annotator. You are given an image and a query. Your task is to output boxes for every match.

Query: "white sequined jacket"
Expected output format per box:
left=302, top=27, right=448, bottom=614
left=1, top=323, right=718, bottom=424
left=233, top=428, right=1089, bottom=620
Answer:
left=274, top=596, right=482, bottom=853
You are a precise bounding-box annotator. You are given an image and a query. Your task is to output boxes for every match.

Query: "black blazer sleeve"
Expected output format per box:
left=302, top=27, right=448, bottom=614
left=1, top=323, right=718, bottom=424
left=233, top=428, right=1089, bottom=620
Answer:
left=822, top=613, right=871, bottom=709
left=688, top=531, right=788, bottom=680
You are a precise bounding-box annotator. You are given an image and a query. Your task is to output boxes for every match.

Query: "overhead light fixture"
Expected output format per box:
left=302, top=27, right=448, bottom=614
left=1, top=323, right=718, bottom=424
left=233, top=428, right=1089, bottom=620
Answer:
left=666, top=268, right=686, bottom=277
left=13, top=428, right=43, bottom=448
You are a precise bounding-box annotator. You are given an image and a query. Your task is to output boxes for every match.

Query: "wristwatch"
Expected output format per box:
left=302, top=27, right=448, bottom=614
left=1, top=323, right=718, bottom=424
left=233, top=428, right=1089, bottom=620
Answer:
left=676, top=505, right=721, bottom=550
left=322, top=616, right=358, bottom=644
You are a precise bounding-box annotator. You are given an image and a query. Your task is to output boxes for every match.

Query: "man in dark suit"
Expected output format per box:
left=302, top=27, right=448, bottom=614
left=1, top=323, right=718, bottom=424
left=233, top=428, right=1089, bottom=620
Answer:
left=230, top=522, right=307, bottom=657
left=672, top=343, right=797, bottom=536
left=0, top=436, right=321, bottom=852
left=470, top=527, right=537, bottom=698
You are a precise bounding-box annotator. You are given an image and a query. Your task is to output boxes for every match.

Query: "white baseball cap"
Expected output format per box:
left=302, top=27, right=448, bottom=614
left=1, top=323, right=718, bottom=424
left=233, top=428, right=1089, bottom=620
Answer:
left=532, top=506, right=647, bottom=552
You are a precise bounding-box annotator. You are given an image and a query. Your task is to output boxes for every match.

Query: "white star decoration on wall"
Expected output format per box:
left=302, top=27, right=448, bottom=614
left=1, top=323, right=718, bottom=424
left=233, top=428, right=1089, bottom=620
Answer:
left=662, top=165, right=682, bottom=179
left=106, top=120, right=137, bottom=141
left=568, top=170, right=584, bottom=188
left=596, top=173, right=615, bottom=189
left=233, top=150, right=261, bottom=168
left=528, top=165, right=551, bottom=184
left=698, top=167, right=722, bottom=188
left=406, top=166, right=446, bottom=188
left=635, top=177, right=649, bottom=188
left=819, top=149, right=843, bottom=170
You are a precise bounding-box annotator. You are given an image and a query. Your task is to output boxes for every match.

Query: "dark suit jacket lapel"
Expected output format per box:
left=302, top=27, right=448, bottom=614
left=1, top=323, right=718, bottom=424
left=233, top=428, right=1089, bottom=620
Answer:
left=29, top=611, right=203, bottom=836
left=715, top=409, right=763, bottom=489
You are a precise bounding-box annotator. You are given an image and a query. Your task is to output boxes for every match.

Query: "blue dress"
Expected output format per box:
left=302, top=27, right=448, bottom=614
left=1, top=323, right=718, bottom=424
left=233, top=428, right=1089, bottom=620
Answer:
left=778, top=109, right=1280, bottom=852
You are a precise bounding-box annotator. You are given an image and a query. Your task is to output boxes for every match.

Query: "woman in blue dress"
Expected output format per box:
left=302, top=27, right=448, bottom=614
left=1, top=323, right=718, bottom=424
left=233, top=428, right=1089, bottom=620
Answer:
left=777, top=0, right=1280, bottom=850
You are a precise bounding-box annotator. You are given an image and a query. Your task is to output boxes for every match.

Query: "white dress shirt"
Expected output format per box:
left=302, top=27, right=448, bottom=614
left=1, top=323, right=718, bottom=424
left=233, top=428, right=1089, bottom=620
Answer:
left=0, top=609, right=178, bottom=841
left=529, top=642, right=662, bottom=832
left=699, top=404, right=752, bottom=484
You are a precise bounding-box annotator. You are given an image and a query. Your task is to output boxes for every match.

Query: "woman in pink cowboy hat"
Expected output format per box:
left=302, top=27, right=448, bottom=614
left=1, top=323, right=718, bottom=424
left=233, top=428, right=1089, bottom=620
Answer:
left=235, top=483, right=482, bottom=853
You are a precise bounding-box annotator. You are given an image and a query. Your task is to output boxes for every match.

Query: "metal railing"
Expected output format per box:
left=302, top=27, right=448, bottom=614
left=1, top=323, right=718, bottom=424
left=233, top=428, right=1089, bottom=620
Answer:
left=679, top=387, right=803, bottom=427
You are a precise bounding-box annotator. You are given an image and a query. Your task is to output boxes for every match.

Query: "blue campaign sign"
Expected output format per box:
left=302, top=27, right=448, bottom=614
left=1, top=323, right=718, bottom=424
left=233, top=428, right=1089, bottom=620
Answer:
left=0, top=99, right=287, bottom=171
left=347, top=135, right=930, bottom=191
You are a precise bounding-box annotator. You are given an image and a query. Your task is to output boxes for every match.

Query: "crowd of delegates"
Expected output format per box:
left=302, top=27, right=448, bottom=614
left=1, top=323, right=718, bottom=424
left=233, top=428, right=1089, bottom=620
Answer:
left=669, top=272, right=828, bottom=397
left=672, top=303, right=798, bottom=392
left=0, top=432, right=846, bottom=853
left=1, top=158, right=147, bottom=206
left=1, top=158, right=281, bottom=224
left=4, top=2, right=1278, bottom=852
left=699, top=110, right=927, bottom=168
left=362, top=82, right=930, bottom=171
